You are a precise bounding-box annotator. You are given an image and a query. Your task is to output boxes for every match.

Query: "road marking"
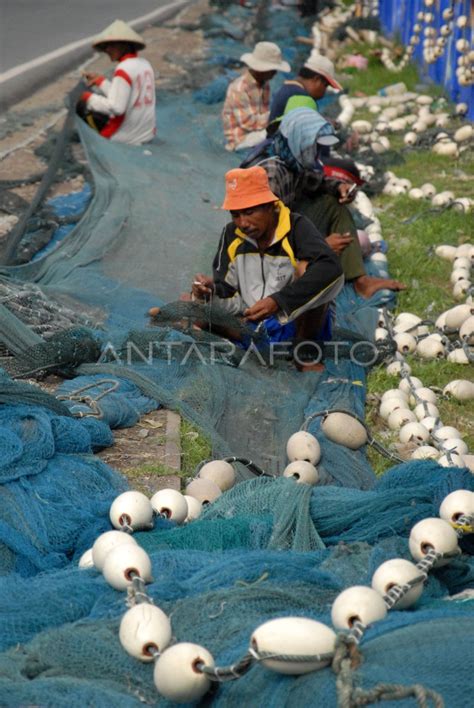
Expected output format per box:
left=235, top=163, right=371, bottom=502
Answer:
left=0, top=0, right=190, bottom=84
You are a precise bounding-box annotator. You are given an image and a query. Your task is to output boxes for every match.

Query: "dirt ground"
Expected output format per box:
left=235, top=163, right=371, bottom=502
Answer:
left=0, top=0, right=214, bottom=490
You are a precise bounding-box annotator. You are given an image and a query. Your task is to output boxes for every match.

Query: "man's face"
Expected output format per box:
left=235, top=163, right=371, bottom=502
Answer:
left=230, top=203, right=276, bottom=242
left=103, top=42, right=127, bottom=61
left=250, top=69, right=277, bottom=85
left=308, top=74, right=329, bottom=100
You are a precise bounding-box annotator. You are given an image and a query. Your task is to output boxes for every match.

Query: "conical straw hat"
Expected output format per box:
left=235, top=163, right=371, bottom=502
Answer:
left=92, top=19, right=146, bottom=50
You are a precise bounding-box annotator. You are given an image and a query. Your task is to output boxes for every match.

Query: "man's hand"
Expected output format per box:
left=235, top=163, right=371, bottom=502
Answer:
left=82, top=72, right=103, bottom=87
left=326, top=232, right=353, bottom=255
left=244, top=296, right=279, bottom=322
left=338, top=182, right=357, bottom=204
left=191, top=274, right=214, bottom=300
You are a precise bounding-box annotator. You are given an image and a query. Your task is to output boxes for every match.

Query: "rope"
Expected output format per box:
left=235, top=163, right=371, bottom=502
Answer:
left=198, top=646, right=336, bottom=684
left=332, top=634, right=444, bottom=707
left=301, top=408, right=405, bottom=463
left=223, top=456, right=272, bottom=478
left=126, top=573, right=154, bottom=608
left=198, top=654, right=254, bottom=682
left=251, top=648, right=335, bottom=664
left=450, top=514, right=474, bottom=537
left=332, top=634, right=363, bottom=707
left=0, top=80, right=84, bottom=265
left=352, top=683, right=444, bottom=707
left=56, top=379, right=121, bottom=418
left=383, top=574, right=426, bottom=609
left=193, top=456, right=272, bottom=480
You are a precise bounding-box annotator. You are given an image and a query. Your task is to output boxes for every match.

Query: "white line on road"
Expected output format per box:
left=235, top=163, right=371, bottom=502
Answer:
left=0, top=0, right=190, bottom=84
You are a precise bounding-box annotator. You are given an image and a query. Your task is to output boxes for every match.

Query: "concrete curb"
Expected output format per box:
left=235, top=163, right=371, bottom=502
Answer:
left=0, top=0, right=191, bottom=113
left=164, top=410, right=182, bottom=491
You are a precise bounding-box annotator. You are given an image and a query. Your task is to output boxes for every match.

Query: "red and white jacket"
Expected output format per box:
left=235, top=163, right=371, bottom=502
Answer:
left=84, top=53, right=156, bottom=145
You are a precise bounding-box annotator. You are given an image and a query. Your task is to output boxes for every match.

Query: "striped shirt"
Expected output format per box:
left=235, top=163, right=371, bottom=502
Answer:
left=222, top=71, right=270, bottom=151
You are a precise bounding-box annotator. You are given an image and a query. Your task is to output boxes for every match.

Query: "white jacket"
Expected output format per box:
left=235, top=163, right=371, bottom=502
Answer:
left=86, top=54, right=156, bottom=145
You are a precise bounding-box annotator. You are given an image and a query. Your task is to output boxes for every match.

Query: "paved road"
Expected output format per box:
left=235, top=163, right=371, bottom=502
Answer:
left=0, top=0, right=174, bottom=72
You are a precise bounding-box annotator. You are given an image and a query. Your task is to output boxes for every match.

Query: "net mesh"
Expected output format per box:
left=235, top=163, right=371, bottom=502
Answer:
left=0, top=2, right=471, bottom=705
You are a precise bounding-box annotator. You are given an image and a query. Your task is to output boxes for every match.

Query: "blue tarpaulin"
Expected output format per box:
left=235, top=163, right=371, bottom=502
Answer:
left=379, top=0, right=474, bottom=119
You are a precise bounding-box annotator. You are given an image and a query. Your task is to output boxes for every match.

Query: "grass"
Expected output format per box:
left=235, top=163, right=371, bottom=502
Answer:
left=341, top=41, right=474, bottom=475
left=125, top=462, right=181, bottom=479
left=123, top=419, right=212, bottom=486
left=339, top=42, right=439, bottom=97
left=123, top=461, right=184, bottom=495
left=180, top=419, right=212, bottom=475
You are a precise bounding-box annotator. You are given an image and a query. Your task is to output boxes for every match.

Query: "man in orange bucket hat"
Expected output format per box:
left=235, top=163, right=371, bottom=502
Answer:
left=191, top=166, right=344, bottom=369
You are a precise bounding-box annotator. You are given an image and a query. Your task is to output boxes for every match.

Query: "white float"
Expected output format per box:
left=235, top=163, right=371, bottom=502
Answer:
left=414, top=402, right=439, bottom=420
left=331, top=586, right=387, bottom=630
left=92, top=530, right=137, bottom=572
left=409, top=387, right=437, bottom=406
left=380, top=397, right=409, bottom=420
left=418, top=416, right=439, bottom=434
left=416, top=337, right=445, bottom=359
left=411, top=445, right=439, bottom=460
left=399, top=376, right=423, bottom=395
left=102, top=543, right=153, bottom=591
left=119, top=604, right=172, bottom=662
left=386, top=360, right=411, bottom=376
left=321, top=412, right=368, bottom=450
left=371, top=558, right=424, bottom=609
left=154, top=643, right=214, bottom=703
left=78, top=548, right=94, bottom=569
left=447, top=348, right=470, bottom=364
left=185, top=478, right=222, bottom=505
left=394, top=332, right=417, bottom=354
left=109, top=491, right=154, bottom=531
left=438, top=453, right=465, bottom=468
left=439, top=490, right=474, bottom=524
left=460, top=316, right=474, bottom=344
left=286, top=431, right=321, bottom=465
left=443, top=380, right=474, bottom=401
left=283, top=460, right=319, bottom=486
left=409, top=518, right=460, bottom=566
left=442, top=438, right=468, bottom=456
left=388, top=408, right=417, bottom=430
left=435, top=244, right=456, bottom=260
left=199, top=460, right=236, bottom=491
left=250, top=617, right=336, bottom=674
left=184, top=495, right=203, bottom=523
left=432, top=425, right=462, bottom=441
left=150, top=489, right=188, bottom=524
left=399, top=422, right=430, bottom=445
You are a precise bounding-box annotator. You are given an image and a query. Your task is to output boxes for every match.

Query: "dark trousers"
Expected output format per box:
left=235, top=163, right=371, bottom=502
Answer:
left=294, top=193, right=365, bottom=281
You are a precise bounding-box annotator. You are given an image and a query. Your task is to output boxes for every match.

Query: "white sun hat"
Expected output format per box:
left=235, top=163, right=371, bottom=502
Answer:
left=304, top=52, right=343, bottom=91
left=92, top=19, right=146, bottom=50
left=240, top=42, right=291, bottom=73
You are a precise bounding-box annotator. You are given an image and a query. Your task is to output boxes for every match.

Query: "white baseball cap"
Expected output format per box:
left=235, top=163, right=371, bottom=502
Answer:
left=304, top=52, right=342, bottom=91
left=240, top=42, right=291, bottom=73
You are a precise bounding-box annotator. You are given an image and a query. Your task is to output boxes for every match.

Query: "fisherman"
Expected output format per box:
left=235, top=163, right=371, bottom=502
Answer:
left=191, top=166, right=344, bottom=370
left=267, top=52, right=342, bottom=136
left=242, top=108, right=405, bottom=298
left=222, top=42, right=290, bottom=151
left=76, top=20, right=156, bottom=145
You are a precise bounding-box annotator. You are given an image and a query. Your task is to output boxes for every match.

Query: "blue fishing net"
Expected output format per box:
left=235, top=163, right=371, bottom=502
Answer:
left=0, top=3, right=471, bottom=705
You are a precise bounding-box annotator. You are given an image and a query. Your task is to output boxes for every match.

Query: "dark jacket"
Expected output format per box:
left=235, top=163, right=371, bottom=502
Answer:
left=212, top=202, right=343, bottom=322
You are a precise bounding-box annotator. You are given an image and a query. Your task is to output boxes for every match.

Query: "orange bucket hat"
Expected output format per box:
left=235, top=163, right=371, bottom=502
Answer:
left=222, top=166, right=279, bottom=210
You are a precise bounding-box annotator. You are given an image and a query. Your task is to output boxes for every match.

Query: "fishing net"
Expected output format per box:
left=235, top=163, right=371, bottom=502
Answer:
left=0, top=2, right=471, bottom=705
left=0, top=462, right=472, bottom=705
